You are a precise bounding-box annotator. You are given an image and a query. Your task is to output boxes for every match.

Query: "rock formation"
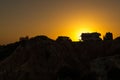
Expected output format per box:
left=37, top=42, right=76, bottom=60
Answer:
left=0, top=35, right=120, bottom=80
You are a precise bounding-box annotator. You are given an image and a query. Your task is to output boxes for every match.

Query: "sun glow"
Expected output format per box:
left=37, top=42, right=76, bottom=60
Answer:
left=72, top=24, right=96, bottom=41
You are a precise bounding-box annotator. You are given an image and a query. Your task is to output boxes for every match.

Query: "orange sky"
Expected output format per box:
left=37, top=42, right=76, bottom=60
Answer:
left=0, top=0, right=120, bottom=44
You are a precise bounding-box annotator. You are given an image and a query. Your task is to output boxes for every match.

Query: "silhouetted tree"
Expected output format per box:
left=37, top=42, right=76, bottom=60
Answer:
left=81, top=32, right=102, bottom=42
left=30, top=35, right=53, bottom=41
left=56, top=36, right=72, bottom=42
left=103, top=32, right=113, bottom=41
left=19, top=36, right=29, bottom=41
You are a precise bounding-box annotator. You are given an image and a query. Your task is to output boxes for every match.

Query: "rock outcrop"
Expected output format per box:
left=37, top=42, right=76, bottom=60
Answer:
left=0, top=35, right=120, bottom=80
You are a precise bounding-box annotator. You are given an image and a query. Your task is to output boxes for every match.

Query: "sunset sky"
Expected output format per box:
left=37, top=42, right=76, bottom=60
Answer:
left=0, top=0, right=120, bottom=44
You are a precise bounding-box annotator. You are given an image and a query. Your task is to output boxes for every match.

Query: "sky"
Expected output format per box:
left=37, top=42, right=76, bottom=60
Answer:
left=0, top=0, right=120, bottom=44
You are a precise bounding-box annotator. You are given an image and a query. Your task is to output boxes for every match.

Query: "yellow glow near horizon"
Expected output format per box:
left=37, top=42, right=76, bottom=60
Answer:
left=71, top=24, right=96, bottom=41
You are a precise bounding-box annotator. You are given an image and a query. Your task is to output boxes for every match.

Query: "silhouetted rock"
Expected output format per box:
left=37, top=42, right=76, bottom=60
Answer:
left=0, top=42, right=20, bottom=61
left=57, top=66, right=81, bottom=80
left=81, top=72, right=97, bottom=80
left=0, top=36, right=83, bottom=80
left=114, top=36, right=120, bottom=42
left=0, top=35, right=120, bottom=80
left=91, top=55, right=120, bottom=80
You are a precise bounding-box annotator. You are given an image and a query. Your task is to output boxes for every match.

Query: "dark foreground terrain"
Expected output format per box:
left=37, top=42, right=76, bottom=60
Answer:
left=0, top=36, right=120, bottom=80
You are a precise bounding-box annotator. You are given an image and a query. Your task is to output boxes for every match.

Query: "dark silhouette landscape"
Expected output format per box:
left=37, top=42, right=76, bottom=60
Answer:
left=0, top=32, right=120, bottom=80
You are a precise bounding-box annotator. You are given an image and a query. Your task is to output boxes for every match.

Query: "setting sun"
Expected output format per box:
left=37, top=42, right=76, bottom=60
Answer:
left=71, top=24, right=96, bottom=41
